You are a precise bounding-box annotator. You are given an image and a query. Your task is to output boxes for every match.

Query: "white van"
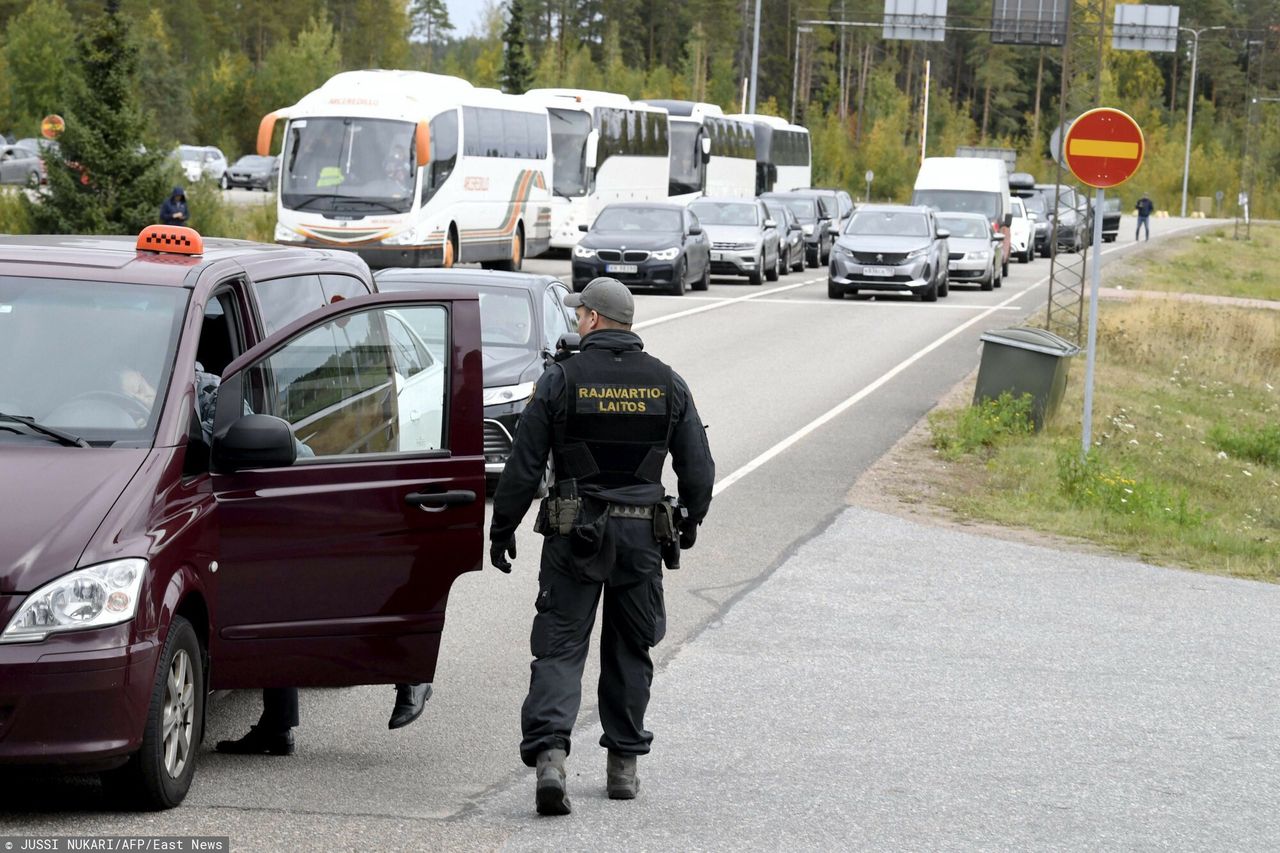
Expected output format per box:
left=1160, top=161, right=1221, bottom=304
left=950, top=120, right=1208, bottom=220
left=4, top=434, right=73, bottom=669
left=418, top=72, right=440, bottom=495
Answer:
left=911, top=157, right=1012, bottom=276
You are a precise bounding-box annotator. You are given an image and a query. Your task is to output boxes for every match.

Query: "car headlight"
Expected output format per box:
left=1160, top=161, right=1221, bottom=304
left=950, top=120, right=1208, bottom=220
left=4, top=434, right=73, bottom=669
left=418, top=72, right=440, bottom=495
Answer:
left=801, top=224, right=814, bottom=235
left=573, top=244, right=596, bottom=258
left=484, top=381, right=536, bottom=407
left=650, top=246, right=681, bottom=261
left=906, top=247, right=929, bottom=260
left=2, top=559, right=147, bottom=644
left=275, top=222, right=304, bottom=242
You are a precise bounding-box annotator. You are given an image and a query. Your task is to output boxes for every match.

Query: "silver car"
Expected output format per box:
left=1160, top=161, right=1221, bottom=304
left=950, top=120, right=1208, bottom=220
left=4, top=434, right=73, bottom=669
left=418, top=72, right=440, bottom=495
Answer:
left=0, top=144, right=43, bottom=187
left=687, top=197, right=782, bottom=284
left=762, top=199, right=806, bottom=274
left=937, top=212, right=1002, bottom=290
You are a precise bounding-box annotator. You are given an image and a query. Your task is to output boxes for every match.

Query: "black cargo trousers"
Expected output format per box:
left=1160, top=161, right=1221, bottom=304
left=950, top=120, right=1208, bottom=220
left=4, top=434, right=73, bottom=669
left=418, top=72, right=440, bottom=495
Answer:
left=519, top=516, right=667, bottom=767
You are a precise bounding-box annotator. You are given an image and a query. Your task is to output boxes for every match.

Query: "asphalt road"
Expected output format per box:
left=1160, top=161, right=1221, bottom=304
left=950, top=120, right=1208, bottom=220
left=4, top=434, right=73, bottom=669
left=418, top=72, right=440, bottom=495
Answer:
left=5, top=216, right=1273, bottom=851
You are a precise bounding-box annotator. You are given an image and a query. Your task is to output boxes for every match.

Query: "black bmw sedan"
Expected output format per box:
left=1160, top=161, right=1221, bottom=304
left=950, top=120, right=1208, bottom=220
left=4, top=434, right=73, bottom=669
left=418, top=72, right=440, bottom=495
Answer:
left=374, top=267, right=580, bottom=489
left=572, top=202, right=711, bottom=295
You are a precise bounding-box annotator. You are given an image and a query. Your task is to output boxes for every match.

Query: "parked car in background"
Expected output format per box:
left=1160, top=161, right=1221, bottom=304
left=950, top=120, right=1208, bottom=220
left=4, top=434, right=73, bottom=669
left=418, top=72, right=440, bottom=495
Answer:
left=688, top=196, right=782, bottom=284
left=828, top=204, right=950, bottom=301
left=1036, top=183, right=1089, bottom=253
left=14, top=138, right=58, bottom=158
left=176, top=145, right=229, bottom=188
left=937, top=212, right=1002, bottom=290
left=762, top=198, right=806, bottom=273
left=0, top=144, right=43, bottom=187
left=1017, top=189, right=1052, bottom=257
left=1100, top=197, right=1121, bottom=242
left=1008, top=196, right=1034, bottom=263
left=0, top=224, right=483, bottom=808
left=792, top=186, right=855, bottom=234
left=224, top=154, right=278, bottom=191
left=375, top=268, right=576, bottom=489
left=760, top=190, right=836, bottom=267
left=571, top=202, right=711, bottom=295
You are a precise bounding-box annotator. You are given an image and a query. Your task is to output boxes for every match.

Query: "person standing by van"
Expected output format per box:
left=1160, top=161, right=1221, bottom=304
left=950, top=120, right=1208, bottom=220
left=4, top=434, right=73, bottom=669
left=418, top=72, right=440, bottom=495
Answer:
left=1135, top=192, right=1154, bottom=241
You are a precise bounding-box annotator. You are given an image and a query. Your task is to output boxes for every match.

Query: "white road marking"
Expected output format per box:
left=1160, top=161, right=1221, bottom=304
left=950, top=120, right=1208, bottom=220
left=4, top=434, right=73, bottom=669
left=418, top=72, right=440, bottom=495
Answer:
left=710, top=220, right=1218, bottom=497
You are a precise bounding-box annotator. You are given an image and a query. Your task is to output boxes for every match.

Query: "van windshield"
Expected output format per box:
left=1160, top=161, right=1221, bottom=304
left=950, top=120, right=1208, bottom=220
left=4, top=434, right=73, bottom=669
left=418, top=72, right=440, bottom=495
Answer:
left=0, top=278, right=186, bottom=446
left=911, top=189, right=1001, bottom=221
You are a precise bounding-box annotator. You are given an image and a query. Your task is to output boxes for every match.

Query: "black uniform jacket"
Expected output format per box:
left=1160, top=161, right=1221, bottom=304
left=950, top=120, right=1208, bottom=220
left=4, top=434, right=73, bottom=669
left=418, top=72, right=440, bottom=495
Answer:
left=489, top=329, right=714, bottom=544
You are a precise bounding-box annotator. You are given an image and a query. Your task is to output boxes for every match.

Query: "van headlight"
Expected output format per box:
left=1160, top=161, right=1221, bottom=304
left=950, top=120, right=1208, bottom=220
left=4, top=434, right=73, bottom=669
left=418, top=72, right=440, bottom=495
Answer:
left=484, top=381, right=536, bottom=407
left=650, top=246, right=681, bottom=261
left=2, top=559, right=147, bottom=644
left=573, top=244, right=596, bottom=258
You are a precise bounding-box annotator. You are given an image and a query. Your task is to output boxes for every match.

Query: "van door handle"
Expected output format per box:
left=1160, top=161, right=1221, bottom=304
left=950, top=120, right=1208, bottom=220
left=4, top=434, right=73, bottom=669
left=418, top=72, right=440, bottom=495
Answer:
left=405, top=489, right=477, bottom=509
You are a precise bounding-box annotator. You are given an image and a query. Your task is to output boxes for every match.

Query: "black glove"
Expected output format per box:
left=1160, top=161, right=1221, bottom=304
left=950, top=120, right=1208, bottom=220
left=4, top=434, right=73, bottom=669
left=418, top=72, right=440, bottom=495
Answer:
left=678, top=520, right=698, bottom=550
left=490, top=537, right=516, bottom=572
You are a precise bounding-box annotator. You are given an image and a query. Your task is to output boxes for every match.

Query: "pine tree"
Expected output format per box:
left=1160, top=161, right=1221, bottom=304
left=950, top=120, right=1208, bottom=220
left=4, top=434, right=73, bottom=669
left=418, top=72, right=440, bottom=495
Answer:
left=27, top=3, right=172, bottom=235
left=410, top=0, right=454, bottom=70
left=499, top=0, right=534, bottom=94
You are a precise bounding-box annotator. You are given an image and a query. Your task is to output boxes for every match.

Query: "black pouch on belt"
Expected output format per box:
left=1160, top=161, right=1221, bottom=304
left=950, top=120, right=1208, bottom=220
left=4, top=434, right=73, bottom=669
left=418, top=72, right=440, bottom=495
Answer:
left=568, top=497, right=615, bottom=583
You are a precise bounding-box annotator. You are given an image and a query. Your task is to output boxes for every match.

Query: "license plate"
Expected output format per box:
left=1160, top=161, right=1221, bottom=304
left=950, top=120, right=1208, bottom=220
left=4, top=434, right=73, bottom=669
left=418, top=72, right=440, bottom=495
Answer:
left=863, top=266, right=892, bottom=277
left=606, top=264, right=638, bottom=274
left=711, top=252, right=723, bottom=261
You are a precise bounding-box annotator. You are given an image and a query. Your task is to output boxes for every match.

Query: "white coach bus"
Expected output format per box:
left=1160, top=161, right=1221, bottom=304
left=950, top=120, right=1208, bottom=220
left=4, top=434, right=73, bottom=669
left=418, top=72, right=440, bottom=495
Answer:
left=724, top=113, right=812, bottom=196
left=636, top=100, right=757, bottom=204
left=260, top=70, right=553, bottom=269
left=522, top=89, right=670, bottom=250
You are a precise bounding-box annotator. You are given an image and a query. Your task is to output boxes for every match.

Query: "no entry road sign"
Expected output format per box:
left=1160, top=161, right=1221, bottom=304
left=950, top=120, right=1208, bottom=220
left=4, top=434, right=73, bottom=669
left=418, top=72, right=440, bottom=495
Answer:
left=1063, top=108, right=1144, bottom=189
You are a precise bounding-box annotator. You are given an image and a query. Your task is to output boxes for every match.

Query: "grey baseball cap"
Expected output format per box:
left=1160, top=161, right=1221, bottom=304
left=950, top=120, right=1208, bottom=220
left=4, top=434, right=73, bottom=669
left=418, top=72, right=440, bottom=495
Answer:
left=562, top=276, right=634, bottom=324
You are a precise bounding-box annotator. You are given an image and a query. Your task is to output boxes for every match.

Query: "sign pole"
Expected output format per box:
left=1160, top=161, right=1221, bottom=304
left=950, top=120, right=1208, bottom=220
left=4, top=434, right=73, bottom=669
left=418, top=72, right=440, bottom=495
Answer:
left=1081, top=187, right=1105, bottom=456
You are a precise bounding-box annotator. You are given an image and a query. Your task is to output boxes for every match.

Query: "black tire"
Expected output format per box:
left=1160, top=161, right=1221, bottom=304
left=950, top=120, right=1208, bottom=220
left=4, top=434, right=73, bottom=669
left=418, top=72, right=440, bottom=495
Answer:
left=670, top=259, right=687, bottom=296
left=219, top=173, right=228, bottom=190
left=820, top=238, right=831, bottom=265
left=693, top=260, right=710, bottom=291
left=827, top=278, right=843, bottom=299
left=747, top=263, right=763, bottom=286
left=939, top=272, right=950, bottom=297
left=921, top=268, right=938, bottom=302
left=27, top=171, right=41, bottom=188
left=490, top=227, right=524, bottom=272
left=805, top=248, right=818, bottom=269
left=791, top=245, right=805, bottom=272
left=103, top=616, right=204, bottom=810
left=779, top=247, right=790, bottom=276
left=765, top=245, right=780, bottom=281
left=1002, top=256, right=1009, bottom=276
left=980, top=265, right=995, bottom=291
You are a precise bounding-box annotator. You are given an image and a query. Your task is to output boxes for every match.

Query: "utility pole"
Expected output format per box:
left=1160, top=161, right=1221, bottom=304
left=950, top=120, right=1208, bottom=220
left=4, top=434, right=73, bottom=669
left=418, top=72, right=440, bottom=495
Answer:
left=791, top=27, right=812, bottom=124
left=1179, top=25, right=1226, bottom=218
left=748, top=0, right=762, bottom=114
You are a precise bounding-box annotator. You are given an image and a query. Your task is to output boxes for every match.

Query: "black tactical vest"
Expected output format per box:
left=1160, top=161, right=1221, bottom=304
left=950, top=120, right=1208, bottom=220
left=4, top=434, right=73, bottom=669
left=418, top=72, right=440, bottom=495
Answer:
left=553, top=346, right=676, bottom=488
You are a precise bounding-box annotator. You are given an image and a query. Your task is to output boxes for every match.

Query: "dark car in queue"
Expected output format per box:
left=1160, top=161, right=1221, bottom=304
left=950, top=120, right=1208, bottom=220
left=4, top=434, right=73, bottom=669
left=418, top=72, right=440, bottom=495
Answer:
left=687, top=196, right=783, bottom=284
left=937, top=212, right=1002, bottom=290
left=375, top=268, right=577, bottom=488
left=224, top=154, right=279, bottom=191
left=0, top=144, right=43, bottom=187
left=1016, top=189, right=1053, bottom=257
left=827, top=204, right=950, bottom=301
left=572, top=202, right=711, bottom=296
left=762, top=198, right=806, bottom=274
left=0, top=226, right=484, bottom=808
left=760, top=191, right=836, bottom=268
left=792, top=186, right=856, bottom=235
left=1036, top=183, right=1089, bottom=253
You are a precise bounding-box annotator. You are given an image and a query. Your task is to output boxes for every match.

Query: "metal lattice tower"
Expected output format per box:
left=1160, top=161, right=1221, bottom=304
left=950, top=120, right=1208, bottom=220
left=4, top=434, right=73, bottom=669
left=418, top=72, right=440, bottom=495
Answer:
left=1044, top=0, right=1108, bottom=344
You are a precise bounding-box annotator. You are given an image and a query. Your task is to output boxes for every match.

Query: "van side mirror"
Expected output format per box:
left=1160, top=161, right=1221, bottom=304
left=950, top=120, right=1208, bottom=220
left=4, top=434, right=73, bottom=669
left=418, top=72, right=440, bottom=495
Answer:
left=1003, top=213, right=1013, bottom=227
left=584, top=129, right=600, bottom=169
left=578, top=223, right=589, bottom=232
left=936, top=228, right=951, bottom=239
left=212, top=414, right=297, bottom=473
left=763, top=218, right=776, bottom=229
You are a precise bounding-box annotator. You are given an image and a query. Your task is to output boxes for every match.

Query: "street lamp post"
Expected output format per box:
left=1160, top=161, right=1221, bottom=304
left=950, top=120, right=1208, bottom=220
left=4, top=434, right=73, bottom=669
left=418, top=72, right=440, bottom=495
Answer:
left=1179, top=25, right=1226, bottom=218
left=791, top=27, right=812, bottom=125
left=748, top=0, right=762, bottom=114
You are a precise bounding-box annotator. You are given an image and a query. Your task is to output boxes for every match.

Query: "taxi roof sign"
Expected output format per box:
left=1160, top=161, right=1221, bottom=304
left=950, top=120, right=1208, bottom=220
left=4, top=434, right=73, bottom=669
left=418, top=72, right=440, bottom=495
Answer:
left=1063, top=108, right=1144, bottom=189
left=137, top=225, right=204, bottom=256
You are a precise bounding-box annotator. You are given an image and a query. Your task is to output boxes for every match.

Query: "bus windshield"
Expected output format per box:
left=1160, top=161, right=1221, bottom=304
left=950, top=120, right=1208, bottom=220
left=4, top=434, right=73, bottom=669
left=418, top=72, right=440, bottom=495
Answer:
left=548, top=108, right=590, bottom=198
left=281, top=117, right=418, bottom=214
left=668, top=122, right=703, bottom=197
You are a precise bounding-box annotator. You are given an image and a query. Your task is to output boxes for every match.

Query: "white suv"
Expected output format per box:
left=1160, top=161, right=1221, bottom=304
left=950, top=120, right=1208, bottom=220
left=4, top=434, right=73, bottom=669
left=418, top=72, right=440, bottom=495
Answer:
left=176, top=144, right=229, bottom=188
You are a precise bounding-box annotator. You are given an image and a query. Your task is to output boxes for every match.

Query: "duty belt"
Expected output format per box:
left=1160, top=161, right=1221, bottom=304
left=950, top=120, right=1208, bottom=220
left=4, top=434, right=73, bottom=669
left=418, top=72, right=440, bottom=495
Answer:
left=609, top=504, right=655, bottom=519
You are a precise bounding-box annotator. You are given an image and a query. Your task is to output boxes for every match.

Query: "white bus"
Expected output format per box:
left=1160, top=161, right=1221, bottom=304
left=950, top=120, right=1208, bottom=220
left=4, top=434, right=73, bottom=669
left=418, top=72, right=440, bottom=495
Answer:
left=522, top=89, right=670, bottom=250
left=260, top=70, right=553, bottom=269
left=637, top=100, right=757, bottom=204
left=724, top=113, right=812, bottom=195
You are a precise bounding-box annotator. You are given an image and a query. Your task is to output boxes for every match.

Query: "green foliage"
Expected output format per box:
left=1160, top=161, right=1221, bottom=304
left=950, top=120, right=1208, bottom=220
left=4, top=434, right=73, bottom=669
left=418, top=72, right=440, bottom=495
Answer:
left=1057, top=448, right=1200, bottom=527
left=499, top=0, right=534, bottom=95
left=1209, top=423, right=1280, bottom=469
left=183, top=182, right=275, bottom=241
left=930, top=392, right=1035, bottom=460
left=26, top=6, right=170, bottom=235
left=1, top=0, right=79, bottom=136
left=133, top=9, right=193, bottom=148
left=0, top=188, right=31, bottom=233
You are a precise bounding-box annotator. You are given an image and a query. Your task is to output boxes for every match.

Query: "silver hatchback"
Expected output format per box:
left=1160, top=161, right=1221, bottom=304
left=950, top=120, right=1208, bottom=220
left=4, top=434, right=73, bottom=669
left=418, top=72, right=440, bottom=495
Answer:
left=687, top=197, right=783, bottom=285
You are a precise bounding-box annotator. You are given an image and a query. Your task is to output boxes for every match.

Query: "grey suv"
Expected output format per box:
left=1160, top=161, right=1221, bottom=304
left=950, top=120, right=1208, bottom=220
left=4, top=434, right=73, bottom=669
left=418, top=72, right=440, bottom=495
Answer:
left=687, top=197, right=782, bottom=284
left=828, top=204, right=951, bottom=301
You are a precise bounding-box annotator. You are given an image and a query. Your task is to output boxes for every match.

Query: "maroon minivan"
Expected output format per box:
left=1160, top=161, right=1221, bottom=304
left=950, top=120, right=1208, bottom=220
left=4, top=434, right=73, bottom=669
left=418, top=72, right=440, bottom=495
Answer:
left=0, top=227, right=484, bottom=807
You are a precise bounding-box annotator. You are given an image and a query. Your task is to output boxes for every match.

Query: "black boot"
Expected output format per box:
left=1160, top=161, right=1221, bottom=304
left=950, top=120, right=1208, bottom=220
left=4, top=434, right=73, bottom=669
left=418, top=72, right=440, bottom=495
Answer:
left=388, top=683, right=431, bottom=730
left=535, top=748, right=571, bottom=816
left=215, top=725, right=294, bottom=756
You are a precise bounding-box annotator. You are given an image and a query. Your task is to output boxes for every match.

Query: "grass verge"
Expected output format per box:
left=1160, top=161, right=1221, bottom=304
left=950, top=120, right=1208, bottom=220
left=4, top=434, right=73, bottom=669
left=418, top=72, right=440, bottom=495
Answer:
left=1109, top=223, right=1280, bottom=301
left=923, top=297, right=1280, bottom=582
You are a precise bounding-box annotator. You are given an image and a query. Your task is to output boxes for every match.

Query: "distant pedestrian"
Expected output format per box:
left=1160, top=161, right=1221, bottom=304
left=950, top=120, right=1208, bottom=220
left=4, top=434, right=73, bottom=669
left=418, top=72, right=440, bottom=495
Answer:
left=159, top=186, right=189, bottom=227
left=1135, top=192, right=1154, bottom=241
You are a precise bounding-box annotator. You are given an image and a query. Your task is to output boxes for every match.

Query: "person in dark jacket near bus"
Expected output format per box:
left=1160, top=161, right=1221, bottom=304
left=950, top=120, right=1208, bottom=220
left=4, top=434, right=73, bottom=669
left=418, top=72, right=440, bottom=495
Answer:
left=489, top=276, right=715, bottom=816
left=159, top=186, right=189, bottom=227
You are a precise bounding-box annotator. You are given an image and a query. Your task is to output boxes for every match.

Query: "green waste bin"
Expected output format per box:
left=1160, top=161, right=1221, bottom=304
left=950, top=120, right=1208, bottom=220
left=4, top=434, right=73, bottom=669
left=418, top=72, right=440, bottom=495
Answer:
left=973, top=327, right=1081, bottom=429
